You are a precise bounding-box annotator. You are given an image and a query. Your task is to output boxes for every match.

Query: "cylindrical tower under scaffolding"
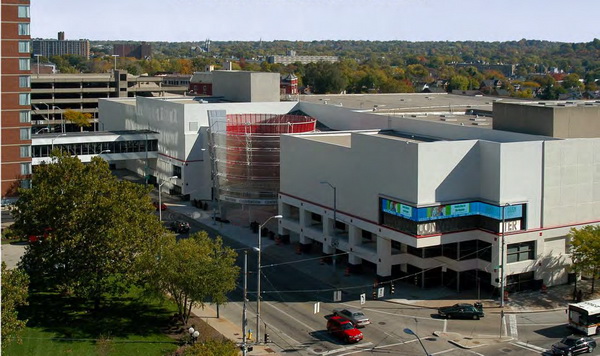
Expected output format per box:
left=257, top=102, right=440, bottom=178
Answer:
left=209, top=113, right=316, bottom=212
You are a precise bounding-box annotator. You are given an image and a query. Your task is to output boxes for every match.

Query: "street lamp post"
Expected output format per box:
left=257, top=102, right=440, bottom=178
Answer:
left=52, top=106, right=64, bottom=133
left=404, top=328, right=431, bottom=356
left=500, top=203, right=511, bottom=308
left=159, top=176, right=177, bottom=222
left=51, top=133, right=66, bottom=151
left=320, top=181, right=337, bottom=270
left=256, top=214, right=282, bottom=345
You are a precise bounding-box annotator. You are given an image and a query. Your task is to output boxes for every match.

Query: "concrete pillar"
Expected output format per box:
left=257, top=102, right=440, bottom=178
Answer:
left=298, top=207, right=309, bottom=245
left=376, top=235, right=392, bottom=277
left=348, top=226, right=362, bottom=268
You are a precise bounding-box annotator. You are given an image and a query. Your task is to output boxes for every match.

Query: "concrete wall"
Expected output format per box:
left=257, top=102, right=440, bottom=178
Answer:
left=494, top=101, right=600, bottom=138
left=212, top=71, right=279, bottom=102
left=543, top=138, right=600, bottom=227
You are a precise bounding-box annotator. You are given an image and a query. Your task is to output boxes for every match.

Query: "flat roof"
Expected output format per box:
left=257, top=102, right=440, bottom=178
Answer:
left=33, top=130, right=158, bottom=139
left=497, top=100, right=600, bottom=109
left=298, top=93, right=520, bottom=113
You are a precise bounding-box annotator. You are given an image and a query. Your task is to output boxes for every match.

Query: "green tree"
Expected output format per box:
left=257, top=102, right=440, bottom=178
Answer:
left=569, top=225, right=600, bottom=293
left=139, top=232, right=239, bottom=325
left=447, top=75, right=470, bottom=91
left=63, top=109, right=92, bottom=128
left=561, top=73, right=584, bottom=90
left=1, top=262, right=29, bottom=350
left=303, top=62, right=347, bottom=94
left=13, top=153, right=164, bottom=308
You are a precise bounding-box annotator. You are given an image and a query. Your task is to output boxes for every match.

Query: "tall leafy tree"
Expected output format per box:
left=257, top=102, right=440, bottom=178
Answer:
left=139, top=232, right=239, bottom=325
left=64, top=109, right=92, bottom=128
left=569, top=225, right=600, bottom=293
left=12, top=153, right=164, bottom=308
left=1, top=262, right=29, bottom=350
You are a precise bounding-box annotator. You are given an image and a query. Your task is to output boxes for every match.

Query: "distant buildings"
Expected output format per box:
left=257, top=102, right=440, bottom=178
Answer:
left=267, top=50, right=338, bottom=65
left=113, top=42, right=152, bottom=59
left=32, top=32, right=90, bottom=59
left=452, top=62, right=516, bottom=78
left=1, top=0, right=32, bottom=198
left=29, top=71, right=189, bottom=132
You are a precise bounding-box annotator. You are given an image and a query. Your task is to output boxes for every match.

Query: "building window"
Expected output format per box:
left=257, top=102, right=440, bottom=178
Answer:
left=20, top=163, right=32, bottom=175
left=20, top=179, right=31, bottom=189
left=18, top=23, right=30, bottom=36
left=18, top=41, right=30, bottom=53
left=20, top=146, right=31, bottom=158
left=19, top=76, right=30, bottom=88
left=507, top=241, right=535, bottom=263
left=19, top=128, right=31, bottom=140
left=172, top=165, right=182, bottom=179
left=19, top=58, right=30, bottom=71
left=19, top=93, right=30, bottom=105
left=17, top=5, right=30, bottom=18
left=19, top=111, right=31, bottom=123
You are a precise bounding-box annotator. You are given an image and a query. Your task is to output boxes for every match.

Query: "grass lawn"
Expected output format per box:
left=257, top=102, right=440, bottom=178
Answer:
left=4, top=286, right=180, bottom=356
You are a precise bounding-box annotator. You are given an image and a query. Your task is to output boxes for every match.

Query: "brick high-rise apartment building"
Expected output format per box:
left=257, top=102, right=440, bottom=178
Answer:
left=1, top=0, right=32, bottom=199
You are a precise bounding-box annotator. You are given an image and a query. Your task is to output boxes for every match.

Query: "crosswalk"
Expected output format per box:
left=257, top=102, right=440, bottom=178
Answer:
left=510, top=340, right=548, bottom=353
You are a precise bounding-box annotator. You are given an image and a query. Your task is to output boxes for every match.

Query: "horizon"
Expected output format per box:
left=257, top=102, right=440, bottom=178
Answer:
left=31, top=0, right=600, bottom=44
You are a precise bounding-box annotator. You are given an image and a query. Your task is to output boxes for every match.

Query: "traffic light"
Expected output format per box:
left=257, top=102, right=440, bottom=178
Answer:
left=390, top=282, right=395, bottom=294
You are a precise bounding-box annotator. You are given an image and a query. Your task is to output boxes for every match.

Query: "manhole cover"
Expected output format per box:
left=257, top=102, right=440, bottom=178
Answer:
left=378, top=321, right=386, bottom=325
left=313, top=349, right=322, bottom=353
left=472, top=341, right=481, bottom=345
left=501, top=348, right=513, bottom=353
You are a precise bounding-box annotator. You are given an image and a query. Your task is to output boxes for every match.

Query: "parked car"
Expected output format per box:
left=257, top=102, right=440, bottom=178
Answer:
left=153, top=202, right=167, bottom=211
left=169, top=220, right=190, bottom=234
left=438, top=303, right=484, bottom=320
left=333, top=308, right=371, bottom=328
left=551, top=335, right=596, bottom=355
left=326, top=315, right=363, bottom=343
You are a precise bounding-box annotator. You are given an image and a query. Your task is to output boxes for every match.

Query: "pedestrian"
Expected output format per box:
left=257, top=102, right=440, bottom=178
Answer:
left=577, top=289, right=583, bottom=303
left=573, top=287, right=578, bottom=302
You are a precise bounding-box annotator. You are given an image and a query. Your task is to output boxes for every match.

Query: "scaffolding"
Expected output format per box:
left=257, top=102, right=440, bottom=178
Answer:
left=208, top=113, right=316, bottom=208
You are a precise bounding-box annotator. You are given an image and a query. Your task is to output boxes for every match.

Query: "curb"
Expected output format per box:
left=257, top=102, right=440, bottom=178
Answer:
left=434, top=331, right=514, bottom=349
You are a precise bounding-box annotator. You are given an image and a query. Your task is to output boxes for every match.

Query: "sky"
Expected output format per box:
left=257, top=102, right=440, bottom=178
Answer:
left=32, top=0, right=600, bottom=43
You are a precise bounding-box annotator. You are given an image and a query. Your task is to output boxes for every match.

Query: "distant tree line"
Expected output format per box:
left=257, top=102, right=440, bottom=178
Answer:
left=37, top=39, right=600, bottom=98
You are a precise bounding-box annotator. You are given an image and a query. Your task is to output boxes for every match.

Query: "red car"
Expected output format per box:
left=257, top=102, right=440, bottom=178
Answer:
left=153, top=202, right=167, bottom=211
left=326, top=315, right=363, bottom=343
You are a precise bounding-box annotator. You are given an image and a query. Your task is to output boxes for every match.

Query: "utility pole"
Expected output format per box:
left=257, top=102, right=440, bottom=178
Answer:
left=242, top=250, right=248, bottom=356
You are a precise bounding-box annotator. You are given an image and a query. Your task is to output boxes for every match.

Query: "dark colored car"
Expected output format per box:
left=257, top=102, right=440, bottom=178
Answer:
left=326, top=315, right=363, bottom=343
left=551, top=335, right=596, bottom=355
left=169, top=220, right=190, bottom=233
left=333, top=308, right=371, bottom=328
left=438, top=303, right=484, bottom=320
left=153, top=202, right=167, bottom=211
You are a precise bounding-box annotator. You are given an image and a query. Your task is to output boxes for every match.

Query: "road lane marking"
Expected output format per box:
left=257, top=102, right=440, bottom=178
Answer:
left=319, top=342, right=373, bottom=355
left=365, top=308, right=446, bottom=322
left=466, top=351, right=485, bottom=356
left=228, top=300, right=303, bottom=347
left=335, top=339, right=419, bottom=355
left=443, top=318, right=447, bottom=332
left=511, top=341, right=547, bottom=353
left=509, top=314, right=518, bottom=338
left=430, top=348, right=455, bottom=355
